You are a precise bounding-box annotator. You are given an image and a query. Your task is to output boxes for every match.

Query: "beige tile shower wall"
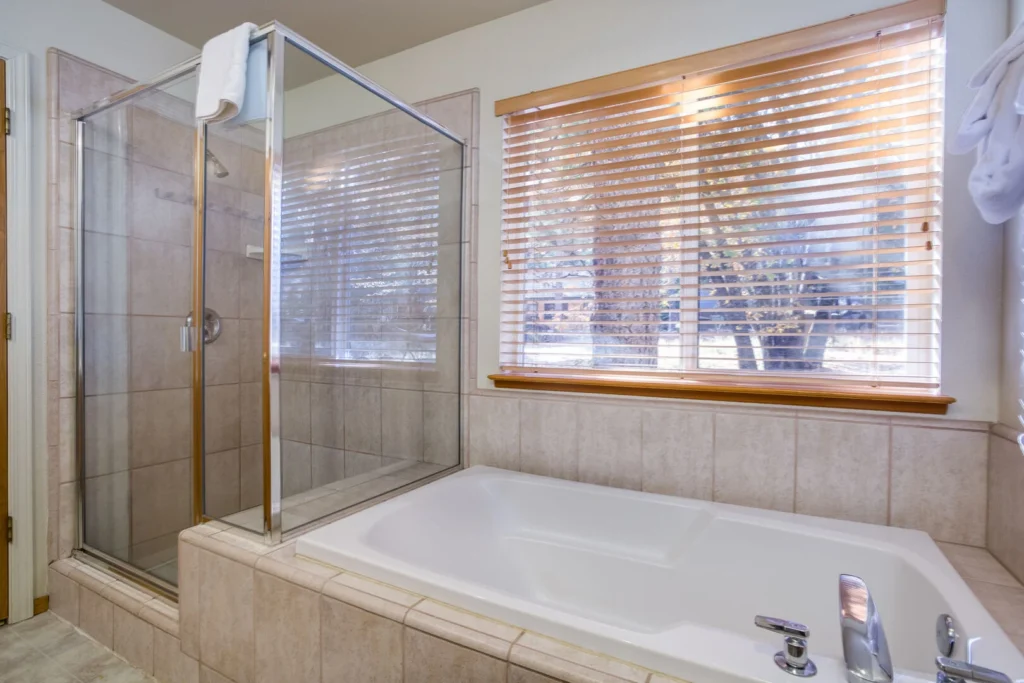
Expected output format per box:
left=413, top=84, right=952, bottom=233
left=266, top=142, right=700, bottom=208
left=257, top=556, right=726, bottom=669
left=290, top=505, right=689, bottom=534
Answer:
left=124, top=105, right=195, bottom=566
left=47, top=50, right=265, bottom=569
left=200, top=123, right=265, bottom=523
left=988, top=430, right=1024, bottom=582
left=266, top=91, right=475, bottom=499
left=468, top=394, right=991, bottom=547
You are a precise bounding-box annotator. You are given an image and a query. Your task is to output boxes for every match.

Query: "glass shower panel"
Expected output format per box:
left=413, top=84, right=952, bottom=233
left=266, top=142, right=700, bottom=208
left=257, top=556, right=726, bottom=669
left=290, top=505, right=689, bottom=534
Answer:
left=79, top=69, right=199, bottom=587
left=201, top=67, right=268, bottom=534
left=276, top=39, right=464, bottom=532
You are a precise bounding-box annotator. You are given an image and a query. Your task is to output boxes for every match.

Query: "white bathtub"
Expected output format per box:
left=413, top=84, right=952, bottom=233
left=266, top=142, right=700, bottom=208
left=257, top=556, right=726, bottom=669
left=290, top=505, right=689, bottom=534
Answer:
left=296, top=466, right=1024, bottom=683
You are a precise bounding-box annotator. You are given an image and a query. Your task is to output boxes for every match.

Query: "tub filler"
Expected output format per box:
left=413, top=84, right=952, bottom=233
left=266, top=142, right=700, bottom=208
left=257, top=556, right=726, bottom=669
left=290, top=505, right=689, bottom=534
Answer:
left=296, top=467, right=1024, bottom=683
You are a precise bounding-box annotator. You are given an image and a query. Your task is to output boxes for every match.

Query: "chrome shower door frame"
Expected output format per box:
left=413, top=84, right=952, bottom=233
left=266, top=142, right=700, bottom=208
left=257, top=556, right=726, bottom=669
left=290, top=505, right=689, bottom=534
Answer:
left=263, top=29, right=285, bottom=544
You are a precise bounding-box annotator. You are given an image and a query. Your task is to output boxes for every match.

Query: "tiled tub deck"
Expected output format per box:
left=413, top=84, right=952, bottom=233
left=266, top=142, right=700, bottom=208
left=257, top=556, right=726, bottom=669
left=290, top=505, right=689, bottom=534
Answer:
left=42, top=521, right=1024, bottom=683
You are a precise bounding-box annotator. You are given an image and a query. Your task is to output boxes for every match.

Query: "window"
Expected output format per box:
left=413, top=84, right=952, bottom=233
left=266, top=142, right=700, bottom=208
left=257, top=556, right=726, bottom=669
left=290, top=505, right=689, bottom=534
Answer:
left=496, top=6, right=948, bottom=409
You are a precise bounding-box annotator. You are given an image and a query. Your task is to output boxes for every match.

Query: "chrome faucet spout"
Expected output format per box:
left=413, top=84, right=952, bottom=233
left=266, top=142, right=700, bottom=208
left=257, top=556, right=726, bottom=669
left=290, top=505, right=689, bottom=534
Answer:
left=840, top=574, right=894, bottom=683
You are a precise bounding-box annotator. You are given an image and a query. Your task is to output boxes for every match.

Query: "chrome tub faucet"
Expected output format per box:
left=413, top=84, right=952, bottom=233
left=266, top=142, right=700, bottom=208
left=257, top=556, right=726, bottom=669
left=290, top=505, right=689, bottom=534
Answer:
left=755, top=615, right=817, bottom=677
left=840, top=574, right=894, bottom=683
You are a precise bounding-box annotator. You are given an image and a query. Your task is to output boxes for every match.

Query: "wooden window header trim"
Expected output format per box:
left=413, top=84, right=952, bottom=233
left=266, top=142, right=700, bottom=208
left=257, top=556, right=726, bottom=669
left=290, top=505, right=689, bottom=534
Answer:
left=488, top=373, right=955, bottom=415
left=493, top=0, right=946, bottom=116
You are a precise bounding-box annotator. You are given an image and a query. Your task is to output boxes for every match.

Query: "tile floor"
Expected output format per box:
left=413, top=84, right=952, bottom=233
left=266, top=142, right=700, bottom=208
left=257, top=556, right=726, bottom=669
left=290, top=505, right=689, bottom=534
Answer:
left=145, top=558, right=178, bottom=586
left=0, top=612, right=155, bottom=682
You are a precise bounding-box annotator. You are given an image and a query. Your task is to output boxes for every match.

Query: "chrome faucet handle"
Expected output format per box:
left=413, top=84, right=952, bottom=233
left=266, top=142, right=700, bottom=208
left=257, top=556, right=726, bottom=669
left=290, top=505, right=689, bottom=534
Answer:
left=756, top=616, right=811, bottom=638
left=755, top=615, right=817, bottom=677
left=937, top=657, right=1013, bottom=683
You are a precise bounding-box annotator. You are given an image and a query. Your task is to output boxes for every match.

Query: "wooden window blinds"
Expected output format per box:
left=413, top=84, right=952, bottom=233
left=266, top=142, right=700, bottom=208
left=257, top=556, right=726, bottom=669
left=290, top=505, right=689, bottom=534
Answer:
left=498, top=11, right=945, bottom=391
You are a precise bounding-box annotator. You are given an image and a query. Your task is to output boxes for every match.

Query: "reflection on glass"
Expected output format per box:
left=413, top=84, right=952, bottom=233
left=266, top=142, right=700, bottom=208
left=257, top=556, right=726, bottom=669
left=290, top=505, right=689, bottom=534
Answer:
left=216, top=40, right=463, bottom=534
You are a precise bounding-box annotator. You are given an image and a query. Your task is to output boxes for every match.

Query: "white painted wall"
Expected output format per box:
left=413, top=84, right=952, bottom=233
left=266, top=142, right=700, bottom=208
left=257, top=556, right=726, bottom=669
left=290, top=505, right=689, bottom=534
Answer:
left=1001, top=218, right=1021, bottom=430
left=999, top=1, right=1024, bottom=431
left=287, top=0, right=1007, bottom=422
left=0, top=0, right=196, bottom=599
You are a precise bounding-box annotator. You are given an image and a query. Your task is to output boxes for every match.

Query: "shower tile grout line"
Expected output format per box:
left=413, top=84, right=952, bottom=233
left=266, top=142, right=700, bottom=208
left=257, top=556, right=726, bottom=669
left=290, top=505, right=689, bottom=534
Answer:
left=886, top=423, right=893, bottom=526
left=791, top=414, right=799, bottom=513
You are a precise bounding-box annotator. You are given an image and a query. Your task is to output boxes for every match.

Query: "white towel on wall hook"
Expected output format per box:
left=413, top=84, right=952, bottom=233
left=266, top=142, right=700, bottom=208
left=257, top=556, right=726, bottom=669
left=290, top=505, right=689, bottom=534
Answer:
left=968, top=53, right=1024, bottom=224
left=195, top=22, right=257, bottom=123
left=953, top=21, right=1024, bottom=153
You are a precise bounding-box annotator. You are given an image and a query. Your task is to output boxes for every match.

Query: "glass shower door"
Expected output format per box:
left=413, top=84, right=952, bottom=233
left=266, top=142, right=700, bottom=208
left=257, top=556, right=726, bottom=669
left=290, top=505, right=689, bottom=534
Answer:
left=78, top=68, right=201, bottom=588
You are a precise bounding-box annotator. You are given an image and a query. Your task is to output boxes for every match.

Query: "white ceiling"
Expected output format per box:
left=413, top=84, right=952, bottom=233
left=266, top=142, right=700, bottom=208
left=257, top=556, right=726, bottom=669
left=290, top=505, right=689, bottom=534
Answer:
left=103, top=0, right=550, bottom=87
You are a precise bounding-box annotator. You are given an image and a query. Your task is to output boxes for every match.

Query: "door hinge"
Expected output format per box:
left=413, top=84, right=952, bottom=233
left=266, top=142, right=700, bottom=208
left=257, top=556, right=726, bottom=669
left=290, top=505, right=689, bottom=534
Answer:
left=4, top=313, right=11, bottom=341
left=6, top=516, right=12, bottom=543
left=4, top=107, right=10, bottom=136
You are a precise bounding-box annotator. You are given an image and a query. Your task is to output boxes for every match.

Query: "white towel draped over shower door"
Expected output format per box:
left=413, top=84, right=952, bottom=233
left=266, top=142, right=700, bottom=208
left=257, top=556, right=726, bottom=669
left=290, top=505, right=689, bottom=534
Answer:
left=195, top=22, right=257, bottom=123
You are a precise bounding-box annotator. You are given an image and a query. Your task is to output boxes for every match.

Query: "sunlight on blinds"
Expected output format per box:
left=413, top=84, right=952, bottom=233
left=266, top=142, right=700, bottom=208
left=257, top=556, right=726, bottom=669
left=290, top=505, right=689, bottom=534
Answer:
left=500, top=17, right=945, bottom=388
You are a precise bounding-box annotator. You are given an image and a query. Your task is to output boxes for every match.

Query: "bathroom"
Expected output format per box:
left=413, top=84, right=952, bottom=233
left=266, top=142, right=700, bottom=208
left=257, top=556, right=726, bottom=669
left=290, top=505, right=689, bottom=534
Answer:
left=0, top=0, right=1023, bottom=681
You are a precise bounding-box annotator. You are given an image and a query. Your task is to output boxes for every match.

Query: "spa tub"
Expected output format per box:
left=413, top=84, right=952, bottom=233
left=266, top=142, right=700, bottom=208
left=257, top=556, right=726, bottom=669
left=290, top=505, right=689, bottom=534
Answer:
left=296, top=466, right=1024, bottom=683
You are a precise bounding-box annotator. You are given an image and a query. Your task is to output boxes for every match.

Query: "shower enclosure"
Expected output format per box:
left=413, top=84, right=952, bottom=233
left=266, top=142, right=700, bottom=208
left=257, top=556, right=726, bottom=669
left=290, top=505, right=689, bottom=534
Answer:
left=72, top=23, right=465, bottom=591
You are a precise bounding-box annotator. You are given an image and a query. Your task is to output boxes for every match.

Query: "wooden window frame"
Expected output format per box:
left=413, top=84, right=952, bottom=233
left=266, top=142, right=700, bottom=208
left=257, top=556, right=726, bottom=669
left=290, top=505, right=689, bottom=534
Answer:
left=490, top=0, right=953, bottom=415
left=494, top=0, right=945, bottom=116
left=487, top=372, right=954, bottom=414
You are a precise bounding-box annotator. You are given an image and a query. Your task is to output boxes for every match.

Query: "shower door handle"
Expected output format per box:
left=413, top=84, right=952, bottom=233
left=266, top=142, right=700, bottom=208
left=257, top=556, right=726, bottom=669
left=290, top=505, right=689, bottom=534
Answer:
left=180, top=324, right=198, bottom=352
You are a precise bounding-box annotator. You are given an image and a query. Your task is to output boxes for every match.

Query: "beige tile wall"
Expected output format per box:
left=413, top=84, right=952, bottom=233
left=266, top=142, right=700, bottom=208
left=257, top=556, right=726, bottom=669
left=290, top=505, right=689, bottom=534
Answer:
left=988, top=429, right=1024, bottom=582
left=197, top=117, right=265, bottom=527
left=467, top=394, right=992, bottom=547
left=49, top=556, right=196, bottom=681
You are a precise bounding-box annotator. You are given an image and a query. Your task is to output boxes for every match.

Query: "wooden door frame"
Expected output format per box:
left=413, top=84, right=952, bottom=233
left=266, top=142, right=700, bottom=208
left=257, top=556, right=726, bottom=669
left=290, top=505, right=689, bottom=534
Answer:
left=0, top=41, right=35, bottom=624
left=0, top=53, right=8, bottom=626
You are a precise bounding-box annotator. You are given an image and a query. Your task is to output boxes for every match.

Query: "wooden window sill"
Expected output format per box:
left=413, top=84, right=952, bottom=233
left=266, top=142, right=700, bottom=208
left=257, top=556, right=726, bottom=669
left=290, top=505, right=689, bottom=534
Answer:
left=487, top=373, right=955, bottom=415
